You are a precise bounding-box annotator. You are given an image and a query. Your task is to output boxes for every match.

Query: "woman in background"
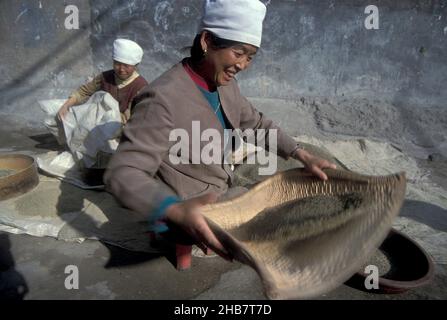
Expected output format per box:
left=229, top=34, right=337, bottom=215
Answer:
left=57, top=38, right=148, bottom=125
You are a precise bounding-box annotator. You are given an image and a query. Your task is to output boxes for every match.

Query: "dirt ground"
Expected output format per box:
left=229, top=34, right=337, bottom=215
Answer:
left=0, top=96, right=446, bottom=300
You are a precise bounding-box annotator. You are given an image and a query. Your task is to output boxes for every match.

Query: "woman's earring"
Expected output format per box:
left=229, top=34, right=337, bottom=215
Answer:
left=203, top=48, right=208, bottom=57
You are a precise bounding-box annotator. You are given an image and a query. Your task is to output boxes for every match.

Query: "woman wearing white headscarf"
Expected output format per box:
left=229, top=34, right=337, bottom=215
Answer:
left=57, top=39, right=148, bottom=124
left=105, top=0, right=336, bottom=259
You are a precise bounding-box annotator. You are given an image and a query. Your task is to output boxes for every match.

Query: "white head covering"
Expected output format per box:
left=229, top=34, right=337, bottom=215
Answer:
left=200, top=0, right=267, bottom=48
left=112, top=39, right=144, bottom=65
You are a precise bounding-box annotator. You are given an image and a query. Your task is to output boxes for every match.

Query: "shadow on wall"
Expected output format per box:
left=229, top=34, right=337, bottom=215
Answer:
left=0, top=233, right=29, bottom=300
left=391, top=46, right=445, bottom=157
left=0, top=2, right=124, bottom=109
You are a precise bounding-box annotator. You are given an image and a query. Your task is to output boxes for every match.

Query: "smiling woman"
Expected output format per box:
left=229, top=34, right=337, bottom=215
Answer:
left=104, top=0, right=337, bottom=262
left=188, top=32, right=257, bottom=88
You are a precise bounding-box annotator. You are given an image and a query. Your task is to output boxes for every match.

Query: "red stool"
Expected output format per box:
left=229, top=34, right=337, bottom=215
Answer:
left=204, top=247, right=214, bottom=256
left=175, top=244, right=193, bottom=270
left=149, top=232, right=193, bottom=271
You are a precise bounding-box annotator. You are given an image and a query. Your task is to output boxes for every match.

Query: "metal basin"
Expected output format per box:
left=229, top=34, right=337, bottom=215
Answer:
left=346, top=228, right=435, bottom=294
left=0, top=154, right=39, bottom=201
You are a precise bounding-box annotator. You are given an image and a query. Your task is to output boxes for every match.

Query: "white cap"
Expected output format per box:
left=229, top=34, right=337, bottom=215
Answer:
left=112, top=39, right=143, bottom=65
left=200, top=0, right=267, bottom=48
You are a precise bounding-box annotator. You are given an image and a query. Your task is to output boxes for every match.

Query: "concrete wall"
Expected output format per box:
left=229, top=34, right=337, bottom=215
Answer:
left=0, top=0, right=446, bottom=130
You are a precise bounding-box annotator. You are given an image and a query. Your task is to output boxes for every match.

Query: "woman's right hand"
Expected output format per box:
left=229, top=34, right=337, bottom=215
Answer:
left=165, top=193, right=232, bottom=261
left=57, top=104, right=70, bottom=121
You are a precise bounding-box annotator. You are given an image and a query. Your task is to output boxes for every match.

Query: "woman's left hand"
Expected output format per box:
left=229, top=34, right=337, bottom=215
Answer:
left=293, top=148, right=337, bottom=181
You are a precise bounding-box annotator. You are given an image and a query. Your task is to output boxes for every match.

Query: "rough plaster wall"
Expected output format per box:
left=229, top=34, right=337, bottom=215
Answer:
left=0, top=0, right=93, bottom=126
left=88, top=0, right=203, bottom=82
left=241, top=0, right=447, bottom=109
left=0, top=0, right=446, bottom=130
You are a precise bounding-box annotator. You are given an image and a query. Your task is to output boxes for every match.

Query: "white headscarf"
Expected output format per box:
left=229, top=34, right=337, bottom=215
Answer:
left=200, top=0, right=267, bottom=48
left=112, top=39, right=144, bottom=65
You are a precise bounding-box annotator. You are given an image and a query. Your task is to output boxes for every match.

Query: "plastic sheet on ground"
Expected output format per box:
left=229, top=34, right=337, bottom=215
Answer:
left=0, top=175, right=155, bottom=252
left=36, top=151, right=103, bottom=190
left=0, top=136, right=445, bottom=262
left=36, top=92, right=121, bottom=188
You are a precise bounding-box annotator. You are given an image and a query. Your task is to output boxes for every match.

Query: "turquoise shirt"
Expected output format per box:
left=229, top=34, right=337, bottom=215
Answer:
left=197, top=86, right=229, bottom=130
